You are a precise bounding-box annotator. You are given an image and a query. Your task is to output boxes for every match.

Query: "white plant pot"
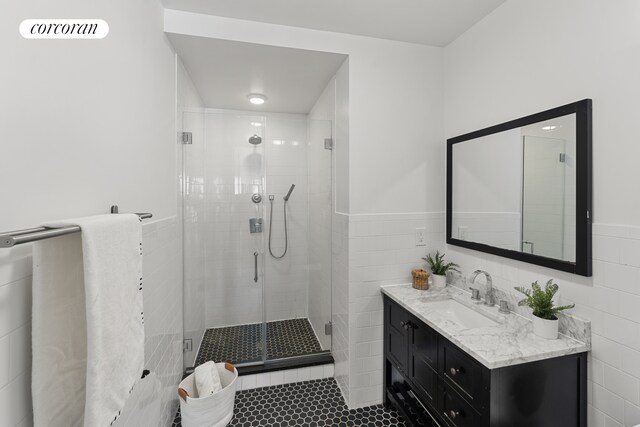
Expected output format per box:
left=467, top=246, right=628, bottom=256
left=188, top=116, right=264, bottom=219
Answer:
left=432, top=274, right=447, bottom=289
left=532, top=315, right=559, bottom=340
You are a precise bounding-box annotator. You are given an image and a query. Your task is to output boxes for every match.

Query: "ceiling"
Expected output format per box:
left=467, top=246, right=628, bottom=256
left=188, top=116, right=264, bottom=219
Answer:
left=168, top=34, right=347, bottom=113
left=162, top=0, right=507, bottom=46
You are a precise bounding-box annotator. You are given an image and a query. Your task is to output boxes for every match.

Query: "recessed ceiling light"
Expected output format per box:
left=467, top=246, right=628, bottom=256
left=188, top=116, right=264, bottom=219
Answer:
left=251, top=122, right=262, bottom=127
left=542, top=125, right=557, bottom=131
left=247, top=94, right=267, bottom=105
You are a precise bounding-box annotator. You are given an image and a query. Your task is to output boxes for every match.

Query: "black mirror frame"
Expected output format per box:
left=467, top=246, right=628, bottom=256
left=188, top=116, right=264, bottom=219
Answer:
left=446, top=99, right=592, bottom=277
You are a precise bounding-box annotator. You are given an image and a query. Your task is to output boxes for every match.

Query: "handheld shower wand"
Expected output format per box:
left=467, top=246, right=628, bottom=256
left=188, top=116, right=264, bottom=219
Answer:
left=268, top=184, right=296, bottom=259
left=283, top=184, right=295, bottom=201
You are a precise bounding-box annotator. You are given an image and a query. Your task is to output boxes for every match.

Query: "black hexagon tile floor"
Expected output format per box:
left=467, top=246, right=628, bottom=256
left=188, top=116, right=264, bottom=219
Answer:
left=195, top=318, right=323, bottom=366
left=173, top=378, right=409, bottom=426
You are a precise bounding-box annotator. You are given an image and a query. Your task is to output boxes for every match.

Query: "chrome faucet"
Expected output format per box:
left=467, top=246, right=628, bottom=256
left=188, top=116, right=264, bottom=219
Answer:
left=470, top=270, right=494, bottom=306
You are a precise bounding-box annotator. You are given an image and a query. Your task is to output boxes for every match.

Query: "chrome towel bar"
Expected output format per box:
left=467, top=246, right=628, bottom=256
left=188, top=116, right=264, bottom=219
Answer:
left=0, top=207, right=152, bottom=248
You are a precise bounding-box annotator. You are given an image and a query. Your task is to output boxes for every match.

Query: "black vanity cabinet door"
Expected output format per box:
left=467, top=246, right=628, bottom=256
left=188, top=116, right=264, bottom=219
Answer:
left=407, top=314, right=438, bottom=407
left=385, top=298, right=410, bottom=375
left=440, top=381, right=482, bottom=427
left=439, top=338, right=486, bottom=410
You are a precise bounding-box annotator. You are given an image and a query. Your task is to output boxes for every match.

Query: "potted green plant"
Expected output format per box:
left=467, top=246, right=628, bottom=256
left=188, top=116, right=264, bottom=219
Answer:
left=514, top=279, right=575, bottom=339
left=422, top=251, right=459, bottom=289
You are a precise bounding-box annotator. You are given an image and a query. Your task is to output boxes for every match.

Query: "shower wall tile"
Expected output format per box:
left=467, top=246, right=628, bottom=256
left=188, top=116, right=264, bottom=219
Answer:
left=0, top=217, right=182, bottom=427
left=443, top=222, right=640, bottom=427
left=332, top=213, right=350, bottom=404
left=201, top=112, right=318, bottom=331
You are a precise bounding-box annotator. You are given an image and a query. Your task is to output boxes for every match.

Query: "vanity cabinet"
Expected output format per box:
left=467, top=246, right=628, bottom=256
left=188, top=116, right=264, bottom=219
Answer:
left=383, top=296, right=587, bottom=427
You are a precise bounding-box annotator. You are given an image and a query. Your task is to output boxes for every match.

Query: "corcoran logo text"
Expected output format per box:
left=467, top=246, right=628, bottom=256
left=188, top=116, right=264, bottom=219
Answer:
left=20, top=19, right=109, bottom=39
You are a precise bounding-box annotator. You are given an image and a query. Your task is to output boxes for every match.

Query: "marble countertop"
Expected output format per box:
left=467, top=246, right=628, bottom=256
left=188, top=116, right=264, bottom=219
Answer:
left=381, top=284, right=589, bottom=369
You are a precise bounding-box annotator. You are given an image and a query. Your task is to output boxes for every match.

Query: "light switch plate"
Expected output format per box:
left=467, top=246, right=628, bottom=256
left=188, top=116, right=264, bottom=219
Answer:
left=458, top=226, right=468, bottom=241
left=415, top=227, right=426, bottom=246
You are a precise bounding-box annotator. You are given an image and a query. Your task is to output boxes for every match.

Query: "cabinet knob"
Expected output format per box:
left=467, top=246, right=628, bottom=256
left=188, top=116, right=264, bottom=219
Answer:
left=400, top=321, right=412, bottom=330
left=449, top=410, right=460, bottom=419
left=450, top=367, right=461, bottom=376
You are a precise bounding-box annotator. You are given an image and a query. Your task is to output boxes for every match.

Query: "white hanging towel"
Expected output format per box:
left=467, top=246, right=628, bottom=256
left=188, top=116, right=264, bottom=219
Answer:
left=32, top=214, right=144, bottom=427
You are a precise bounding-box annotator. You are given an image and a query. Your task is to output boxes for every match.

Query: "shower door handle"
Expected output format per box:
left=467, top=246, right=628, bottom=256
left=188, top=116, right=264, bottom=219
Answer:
left=253, top=252, right=259, bottom=283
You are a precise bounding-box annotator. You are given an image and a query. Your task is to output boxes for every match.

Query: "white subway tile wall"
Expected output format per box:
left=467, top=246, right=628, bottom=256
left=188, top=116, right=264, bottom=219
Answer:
left=0, top=217, right=183, bottom=426
left=235, top=364, right=335, bottom=391
left=332, top=213, right=350, bottom=404
left=446, top=222, right=640, bottom=427
left=347, top=212, right=444, bottom=408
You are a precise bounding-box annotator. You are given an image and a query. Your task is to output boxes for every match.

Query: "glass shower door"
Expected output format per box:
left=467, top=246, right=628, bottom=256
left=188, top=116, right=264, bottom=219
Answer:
left=263, top=116, right=333, bottom=362
left=182, top=112, right=267, bottom=367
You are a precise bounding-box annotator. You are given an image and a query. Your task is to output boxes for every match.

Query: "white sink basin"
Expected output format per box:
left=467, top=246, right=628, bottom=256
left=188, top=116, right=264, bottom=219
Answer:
left=426, top=299, right=499, bottom=329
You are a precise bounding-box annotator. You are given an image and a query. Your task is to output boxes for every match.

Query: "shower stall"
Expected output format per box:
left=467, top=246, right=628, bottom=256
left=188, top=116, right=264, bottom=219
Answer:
left=181, top=110, right=333, bottom=371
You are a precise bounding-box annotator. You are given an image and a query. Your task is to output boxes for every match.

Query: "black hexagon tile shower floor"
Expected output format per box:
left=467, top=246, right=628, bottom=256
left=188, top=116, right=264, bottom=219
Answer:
left=173, top=378, right=411, bottom=426
left=195, top=318, right=323, bottom=366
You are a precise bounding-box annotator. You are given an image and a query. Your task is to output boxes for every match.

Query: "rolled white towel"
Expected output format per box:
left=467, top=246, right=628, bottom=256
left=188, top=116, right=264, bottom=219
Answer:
left=194, top=361, right=222, bottom=397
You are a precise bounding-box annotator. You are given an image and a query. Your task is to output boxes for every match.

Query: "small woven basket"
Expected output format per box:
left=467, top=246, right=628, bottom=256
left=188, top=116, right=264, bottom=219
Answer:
left=411, top=269, right=430, bottom=290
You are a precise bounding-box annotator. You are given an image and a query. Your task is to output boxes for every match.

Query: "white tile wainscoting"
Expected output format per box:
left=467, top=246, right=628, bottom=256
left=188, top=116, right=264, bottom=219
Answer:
left=347, top=212, right=445, bottom=408
left=0, top=216, right=183, bottom=427
left=446, top=222, right=640, bottom=427
left=235, top=364, right=335, bottom=391
left=343, top=212, right=640, bottom=427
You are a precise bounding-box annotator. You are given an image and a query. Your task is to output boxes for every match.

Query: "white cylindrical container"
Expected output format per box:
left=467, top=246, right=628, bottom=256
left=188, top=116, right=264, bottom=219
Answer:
left=178, top=363, right=238, bottom=427
left=431, top=274, right=447, bottom=289
left=532, top=315, right=559, bottom=339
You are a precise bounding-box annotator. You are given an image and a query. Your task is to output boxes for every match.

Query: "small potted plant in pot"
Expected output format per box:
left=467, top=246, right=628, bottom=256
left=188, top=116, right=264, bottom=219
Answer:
left=514, top=279, right=575, bottom=339
left=423, top=251, right=459, bottom=289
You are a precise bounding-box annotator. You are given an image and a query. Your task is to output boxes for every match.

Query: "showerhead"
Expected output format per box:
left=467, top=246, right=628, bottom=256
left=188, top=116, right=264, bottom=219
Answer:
left=249, top=134, right=262, bottom=145
left=283, top=184, right=295, bottom=201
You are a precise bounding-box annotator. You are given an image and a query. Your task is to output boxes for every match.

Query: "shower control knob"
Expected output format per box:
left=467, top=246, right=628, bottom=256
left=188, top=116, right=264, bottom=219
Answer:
left=251, top=194, right=262, bottom=204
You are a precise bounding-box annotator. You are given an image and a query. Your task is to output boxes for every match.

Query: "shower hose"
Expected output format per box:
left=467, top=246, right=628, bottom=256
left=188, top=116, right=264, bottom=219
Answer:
left=268, top=197, right=289, bottom=259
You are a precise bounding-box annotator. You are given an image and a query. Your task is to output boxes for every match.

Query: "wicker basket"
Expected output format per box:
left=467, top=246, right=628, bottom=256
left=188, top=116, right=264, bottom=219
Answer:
left=411, top=269, right=430, bottom=290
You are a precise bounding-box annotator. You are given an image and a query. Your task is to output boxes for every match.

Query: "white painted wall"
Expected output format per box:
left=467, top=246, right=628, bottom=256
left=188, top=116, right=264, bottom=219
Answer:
left=452, top=128, right=522, bottom=213
left=335, top=60, right=350, bottom=214
left=163, top=10, right=444, bottom=215
left=445, top=0, right=640, bottom=426
left=451, top=128, right=522, bottom=249
left=2, top=1, right=177, bottom=228
left=0, top=1, right=182, bottom=425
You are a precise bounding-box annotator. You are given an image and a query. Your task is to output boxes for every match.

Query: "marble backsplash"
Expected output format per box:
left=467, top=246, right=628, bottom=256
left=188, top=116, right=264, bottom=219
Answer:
left=447, top=271, right=592, bottom=348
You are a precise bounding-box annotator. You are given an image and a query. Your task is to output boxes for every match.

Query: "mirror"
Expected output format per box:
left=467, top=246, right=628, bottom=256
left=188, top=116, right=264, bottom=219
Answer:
left=447, top=99, right=592, bottom=276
